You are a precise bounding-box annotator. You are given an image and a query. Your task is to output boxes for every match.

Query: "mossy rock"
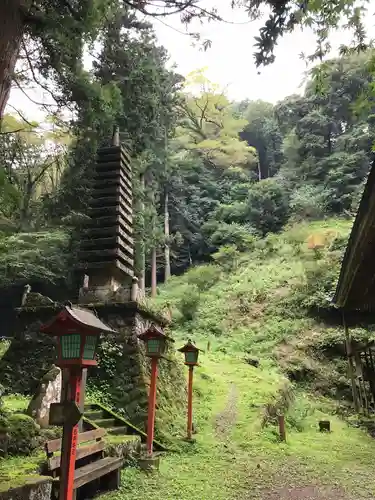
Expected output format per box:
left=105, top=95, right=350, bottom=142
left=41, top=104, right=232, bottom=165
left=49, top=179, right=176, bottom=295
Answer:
left=5, top=413, right=40, bottom=455
left=105, top=435, right=141, bottom=466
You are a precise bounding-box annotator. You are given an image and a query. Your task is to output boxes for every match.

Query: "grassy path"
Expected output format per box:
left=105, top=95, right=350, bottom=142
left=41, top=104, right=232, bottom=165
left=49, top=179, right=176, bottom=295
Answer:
left=103, top=354, right=375, bottom=500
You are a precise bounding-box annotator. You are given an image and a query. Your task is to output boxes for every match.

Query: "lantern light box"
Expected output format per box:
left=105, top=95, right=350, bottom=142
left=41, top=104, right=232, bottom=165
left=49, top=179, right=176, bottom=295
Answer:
left=178, top=340, right=201, bottom=366
left=40, top=304, right=117, bottom=368
left=139, top=324, right=174, bottom=358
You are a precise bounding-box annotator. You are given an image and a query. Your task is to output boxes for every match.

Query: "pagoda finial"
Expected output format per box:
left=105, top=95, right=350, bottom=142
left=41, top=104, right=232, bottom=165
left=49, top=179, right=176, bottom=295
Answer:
left=112, top=125, right=120, bottom=146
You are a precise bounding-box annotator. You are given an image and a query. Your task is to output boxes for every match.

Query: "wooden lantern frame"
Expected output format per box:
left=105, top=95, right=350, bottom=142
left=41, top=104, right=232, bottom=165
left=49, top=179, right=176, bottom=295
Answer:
left=138, top=324, right=174, bottom=359
left=178, top=340, right=201, bottom=366
left=40, top=305, right=116, bottom=368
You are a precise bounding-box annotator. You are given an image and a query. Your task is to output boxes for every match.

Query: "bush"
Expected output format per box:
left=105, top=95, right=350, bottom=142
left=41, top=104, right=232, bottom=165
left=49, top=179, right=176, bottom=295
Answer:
left=212, top=245, right=240, bottom=272
left=177, top=285, right=200, bottom=321
left=289, top=185, right=328, bottom=221
left=4, top=413, right=40, bottom=455
left=291, top=252, right=342, bottom=312
left=187, top=264, right=221, bottom=291
left=246, top=179, right=289, bottom=235
left=212, top=202, right=248, bottom=224
left=207, top=222, right=257, bottom=252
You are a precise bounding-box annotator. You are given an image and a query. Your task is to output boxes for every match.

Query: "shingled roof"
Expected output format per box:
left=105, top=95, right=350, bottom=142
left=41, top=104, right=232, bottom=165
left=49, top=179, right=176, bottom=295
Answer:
left=334, top=159, right=375, bottom=311
left=40, top=305, right=117, bottom=335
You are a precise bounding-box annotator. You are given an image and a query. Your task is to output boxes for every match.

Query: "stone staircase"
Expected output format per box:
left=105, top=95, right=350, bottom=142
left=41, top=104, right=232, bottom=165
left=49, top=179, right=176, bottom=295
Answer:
left=83, top=402, right=167, bottom=451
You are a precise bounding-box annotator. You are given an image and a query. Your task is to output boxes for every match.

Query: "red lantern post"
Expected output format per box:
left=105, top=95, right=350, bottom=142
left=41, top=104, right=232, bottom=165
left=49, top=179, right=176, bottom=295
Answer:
left=178, top=340, right=201, bottom=441
left=40, top=305, right=116, bottom=500
left=139, top=325, right=174, bottom=456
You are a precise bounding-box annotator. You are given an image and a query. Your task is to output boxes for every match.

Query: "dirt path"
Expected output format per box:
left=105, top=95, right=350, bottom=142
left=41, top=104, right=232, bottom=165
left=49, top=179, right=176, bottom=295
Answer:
left=214, top=383, right=238, bottom=438
left=259, top=485, right=350, bottom=500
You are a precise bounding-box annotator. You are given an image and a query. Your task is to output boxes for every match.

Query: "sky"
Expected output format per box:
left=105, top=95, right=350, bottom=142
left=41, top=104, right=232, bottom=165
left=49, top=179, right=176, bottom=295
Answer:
left=6, top=1, right=372, bottom=122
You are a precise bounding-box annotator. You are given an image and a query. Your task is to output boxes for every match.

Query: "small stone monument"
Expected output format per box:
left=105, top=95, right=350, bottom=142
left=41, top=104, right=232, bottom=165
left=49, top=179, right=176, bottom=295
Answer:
left=27, top=365, right=62, bottom=428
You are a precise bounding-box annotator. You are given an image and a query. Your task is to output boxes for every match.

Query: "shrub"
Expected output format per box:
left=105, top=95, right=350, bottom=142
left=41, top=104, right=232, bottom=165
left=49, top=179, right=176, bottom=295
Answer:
left=177, top=285, right=200, bottom=321
left=187, top=264, right=221, bottom=291
left=290, top=252, right=342, bottom=312
left=289, top=185, right=328, bottom=221
left=212, top=202, right=248, bottom=224
left=208, top=222, right=257, bottom=252
left=212, top=245, right=240, bottom=272
left=246, top=179, right=289, bottom=235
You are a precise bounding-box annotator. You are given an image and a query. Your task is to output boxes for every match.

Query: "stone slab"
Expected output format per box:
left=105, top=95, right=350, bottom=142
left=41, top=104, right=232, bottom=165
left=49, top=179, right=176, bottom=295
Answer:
left=0, top=475, right=52, bottom=500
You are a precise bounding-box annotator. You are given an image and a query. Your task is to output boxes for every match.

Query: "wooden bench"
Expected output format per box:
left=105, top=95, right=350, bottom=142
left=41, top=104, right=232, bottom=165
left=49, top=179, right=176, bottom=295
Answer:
left=45, top=428, right=123, bottom=499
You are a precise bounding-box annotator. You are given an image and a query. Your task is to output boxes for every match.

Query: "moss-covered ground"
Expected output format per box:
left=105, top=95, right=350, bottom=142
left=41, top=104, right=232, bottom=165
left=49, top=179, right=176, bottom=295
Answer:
left=104, top=218, right=375, bottom=499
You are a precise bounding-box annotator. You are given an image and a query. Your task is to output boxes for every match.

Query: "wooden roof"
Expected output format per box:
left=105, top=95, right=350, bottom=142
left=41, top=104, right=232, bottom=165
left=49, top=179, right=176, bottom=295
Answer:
left=334, top=159, right=375, bottom=311
left=40, top=305, right=117, bottom=335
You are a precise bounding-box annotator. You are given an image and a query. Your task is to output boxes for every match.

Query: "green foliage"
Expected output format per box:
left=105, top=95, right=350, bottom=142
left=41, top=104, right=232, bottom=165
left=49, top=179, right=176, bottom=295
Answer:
left=246, top=179, right=289, bottom=235
left=3, top=414, right=39, bottom=456
left=177, top=69, right=256, bottom=169
left=109, top=218, right=375, bottom=499
left=0, top=230, right=69, bottom=285
left=177, top=285, right=200, bottom=321
left=291, top=251, right=343, bottom=312
left=239, top=99, right=284, bottom=179
left=289, top=185, right=328, bottom=221
left=212, top=245, right=240, bottom=272
left=204, top=221, right=257, bottom=252
left=187, top=265, right=221, bottom=292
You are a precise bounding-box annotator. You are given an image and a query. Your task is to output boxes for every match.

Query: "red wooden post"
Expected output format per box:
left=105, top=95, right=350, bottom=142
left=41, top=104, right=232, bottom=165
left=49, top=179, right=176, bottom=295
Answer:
left=147, top=357, right=158, bottom=456
left=278, top=414, right=286, bottom=442
left=178, top=340, right=201, bottom=442
left=59, top=368, right=82, bottom=500
left=187, top=366, right=194, bottom=440
left=40, top=306, right=117, bottom=500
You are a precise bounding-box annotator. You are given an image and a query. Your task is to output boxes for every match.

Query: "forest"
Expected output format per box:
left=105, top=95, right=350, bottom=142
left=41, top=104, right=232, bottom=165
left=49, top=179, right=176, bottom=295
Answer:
left=0, top=4, right=374, bottom=301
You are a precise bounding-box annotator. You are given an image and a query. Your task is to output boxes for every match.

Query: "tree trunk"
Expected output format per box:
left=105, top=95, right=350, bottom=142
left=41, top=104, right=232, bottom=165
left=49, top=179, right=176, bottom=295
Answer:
left=164, top=187, right=171, bottom=282
left=0, top=0, right=24, bottom=120
left=151, top=247, right=157, bottom=298
left=19, top=182, right=32, bottom=231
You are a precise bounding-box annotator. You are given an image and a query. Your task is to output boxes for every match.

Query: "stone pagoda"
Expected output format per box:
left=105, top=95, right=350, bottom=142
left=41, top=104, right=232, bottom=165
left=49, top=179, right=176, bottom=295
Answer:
left=77, top=128, right=138, bottom=303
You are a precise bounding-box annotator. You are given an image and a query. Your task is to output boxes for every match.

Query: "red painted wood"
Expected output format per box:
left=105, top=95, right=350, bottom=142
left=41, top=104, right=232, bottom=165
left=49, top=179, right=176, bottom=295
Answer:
left=187, top=366, right=194, bottom=440
left=60, top=368, right=82, bottom=500
left=147, top=357, right=158, bottom=455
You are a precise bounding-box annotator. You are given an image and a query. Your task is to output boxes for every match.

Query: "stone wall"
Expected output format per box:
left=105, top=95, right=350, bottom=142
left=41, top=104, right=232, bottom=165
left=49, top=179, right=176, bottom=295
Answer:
left=0, top=302, right=186, bottom=442
left=0, top=476, right=52, bottom=500
left=90, top=305, right=186, bottom=441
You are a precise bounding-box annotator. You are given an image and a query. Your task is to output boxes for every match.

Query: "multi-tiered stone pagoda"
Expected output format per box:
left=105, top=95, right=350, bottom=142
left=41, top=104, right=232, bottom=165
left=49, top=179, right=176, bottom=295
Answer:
left=78, top=129, right=137, bottom=303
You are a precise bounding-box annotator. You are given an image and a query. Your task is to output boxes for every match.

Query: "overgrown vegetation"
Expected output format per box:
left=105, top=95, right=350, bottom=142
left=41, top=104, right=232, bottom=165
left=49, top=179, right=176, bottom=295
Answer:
left=94, top=218, right=375, bottom=499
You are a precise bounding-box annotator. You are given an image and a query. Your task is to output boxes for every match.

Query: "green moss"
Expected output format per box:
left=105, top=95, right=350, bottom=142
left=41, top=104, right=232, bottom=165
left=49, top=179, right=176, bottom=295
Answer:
left=3, top=395, right=29, bottom=413
left=0, top=453, right=45, bottom=492
left=0, top=474, right=51, bottom=494
left=5, top=414, right=40, bottom=455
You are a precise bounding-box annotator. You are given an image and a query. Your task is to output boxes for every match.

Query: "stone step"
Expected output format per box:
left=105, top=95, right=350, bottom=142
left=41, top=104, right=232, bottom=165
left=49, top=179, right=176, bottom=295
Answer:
left=84, top=411, right=104, bottom=420
left=95, top=418, right=118, bottom=429
left=106, top=426, right=128, bottom=436
left=84, top=403, right=99, bottom=411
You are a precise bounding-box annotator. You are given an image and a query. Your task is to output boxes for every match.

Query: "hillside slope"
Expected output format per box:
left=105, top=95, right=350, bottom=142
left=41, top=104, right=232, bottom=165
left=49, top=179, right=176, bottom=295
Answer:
left=107, top=219, right=375, bottom=499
